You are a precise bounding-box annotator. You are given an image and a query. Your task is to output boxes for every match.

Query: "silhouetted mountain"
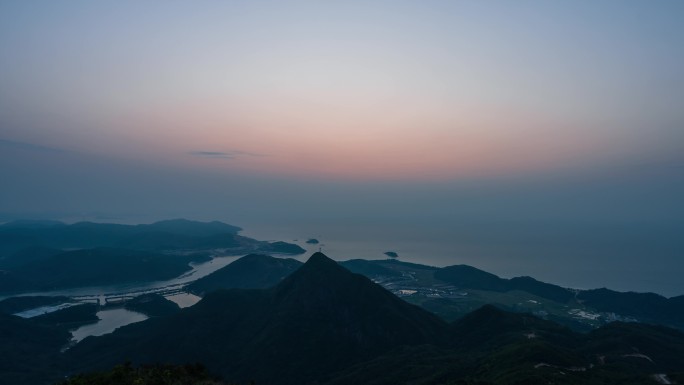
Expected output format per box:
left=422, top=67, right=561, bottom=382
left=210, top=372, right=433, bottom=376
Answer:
left=266, top=253, right=447, bottom=364
left=0, top=219, right=303, bottom=261
left=1, top=248, right=204, bottom=294
left=450, top=304, right=573, bottom=350
left=2, top=252, right=684, bottom=385
left=671, top=295, right=684, bottom=308
left=381, top=258, right=440, bottom=271
left=434, top=264, right=575, bottom=302
left=188, top=254, right=303, bottom=295
left=262, top=240, right=308, bottom=254
left=509, top=275, right=575, bottom=302
left=141, top=219, right=241, bottom=236
left=124, top=294, right=180, bottom=317
left=116, top=231, right=242, bottom=251
left=0, top=217, right=304, bottom=294
left=578, top=288, right=684, bottom=329
left=340, top=259, right=402, bottom=278
left=32, top=303, right=99, bottom=330
left=0, top=313, right=70, bottom=385
left=435, top=264, right=510, bottom=291
left=67, top=253, right=446, bottom=384
left=328, top=259, right=683, bottom=331
left=191, top=254, right=684, bottom=332
left=0, top=246, right=63, bottom=269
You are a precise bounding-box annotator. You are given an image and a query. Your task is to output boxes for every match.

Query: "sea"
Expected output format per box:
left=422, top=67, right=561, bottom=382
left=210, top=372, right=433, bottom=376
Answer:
left=238, top=219, right=683, bottom=298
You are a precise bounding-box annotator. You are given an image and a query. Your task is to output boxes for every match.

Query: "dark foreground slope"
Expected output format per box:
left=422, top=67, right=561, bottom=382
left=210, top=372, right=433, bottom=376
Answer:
left=5, top=252, right=682, bottom=385
left=0, top=313, right=70, bottom=385
left=327, top=305, right=684, bottom=385
left=57, top=363, right=227, bottom=385
left=67, top=253, right=446, bottom=385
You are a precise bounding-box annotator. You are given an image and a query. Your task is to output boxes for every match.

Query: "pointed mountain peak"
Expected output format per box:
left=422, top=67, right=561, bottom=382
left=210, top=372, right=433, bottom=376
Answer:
left=274, top=252, right=364, bottom=298
left=295, top=252, right=348, bottom=275
left=307, top=251, right=334, bottom=265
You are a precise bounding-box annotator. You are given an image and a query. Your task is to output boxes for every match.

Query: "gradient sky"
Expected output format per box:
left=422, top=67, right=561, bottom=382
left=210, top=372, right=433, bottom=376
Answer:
left=1, top=1, right=683, bottom=293
left=2, top=1, right=683, bottom=179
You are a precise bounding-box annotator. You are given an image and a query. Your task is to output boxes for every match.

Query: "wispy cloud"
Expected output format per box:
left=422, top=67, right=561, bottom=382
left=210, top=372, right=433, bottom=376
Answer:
left=189, top=151, right=234, bottom=159
left=0, top=139, right=67, bottom=153
left=188, top=150, right=265, bottom=160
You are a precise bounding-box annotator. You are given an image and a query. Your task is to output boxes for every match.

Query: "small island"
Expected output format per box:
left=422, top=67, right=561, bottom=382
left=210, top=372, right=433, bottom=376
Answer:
left=384, top=251, right=399, bottom=258
left=306, top=239, right=320, bottom=244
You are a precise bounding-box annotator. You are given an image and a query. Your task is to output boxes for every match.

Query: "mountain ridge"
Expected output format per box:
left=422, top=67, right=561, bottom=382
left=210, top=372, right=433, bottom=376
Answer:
left=0, top=252, right=682, bottom=384
left=67, top=253, right=447, bottom=384
left=0, top=219, right=303, bottom=261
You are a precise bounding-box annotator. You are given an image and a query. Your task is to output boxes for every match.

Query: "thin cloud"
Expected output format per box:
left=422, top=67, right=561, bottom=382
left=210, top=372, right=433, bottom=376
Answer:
left=0, top=139, right=67, bottom=153
left=189, top=151, right=234, bottom=159
left=189, top=150, right=266, bottom=160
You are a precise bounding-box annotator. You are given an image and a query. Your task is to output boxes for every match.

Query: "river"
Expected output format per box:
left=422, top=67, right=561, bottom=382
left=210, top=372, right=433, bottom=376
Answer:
left=9, top=254, right=242, bottom=344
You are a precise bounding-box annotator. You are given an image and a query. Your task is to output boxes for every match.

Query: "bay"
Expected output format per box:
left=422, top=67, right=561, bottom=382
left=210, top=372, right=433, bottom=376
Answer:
left=239, top=219, right=684, bottom=297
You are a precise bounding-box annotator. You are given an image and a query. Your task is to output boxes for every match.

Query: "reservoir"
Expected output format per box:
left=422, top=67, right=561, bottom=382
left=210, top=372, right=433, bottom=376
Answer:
left=71, top=308, right=148, bottom=343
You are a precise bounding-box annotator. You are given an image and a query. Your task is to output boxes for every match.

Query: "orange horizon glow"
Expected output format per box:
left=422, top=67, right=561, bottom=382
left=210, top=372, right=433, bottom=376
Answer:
left=104, top=101, right=617, bottom=182
left=2, top=1, right=680, bottom=182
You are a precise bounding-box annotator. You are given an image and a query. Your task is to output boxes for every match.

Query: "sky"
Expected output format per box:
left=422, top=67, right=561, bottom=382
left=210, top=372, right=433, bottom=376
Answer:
left=0, top=1, right=683, bottom=293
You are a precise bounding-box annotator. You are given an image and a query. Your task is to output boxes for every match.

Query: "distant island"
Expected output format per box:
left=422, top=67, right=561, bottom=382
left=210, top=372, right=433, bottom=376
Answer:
left=305, top=238, right=319, bottom=244
left=384, top=251, right=398, bottom=258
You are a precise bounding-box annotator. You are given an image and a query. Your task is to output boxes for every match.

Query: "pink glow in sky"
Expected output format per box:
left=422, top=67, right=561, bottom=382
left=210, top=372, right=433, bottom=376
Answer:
left=1, top=1, right=682, bottom=181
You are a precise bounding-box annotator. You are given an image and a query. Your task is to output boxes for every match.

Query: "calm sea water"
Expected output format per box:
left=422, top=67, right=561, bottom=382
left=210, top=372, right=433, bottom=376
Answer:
left=239, top=219, right=684, bottom=297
